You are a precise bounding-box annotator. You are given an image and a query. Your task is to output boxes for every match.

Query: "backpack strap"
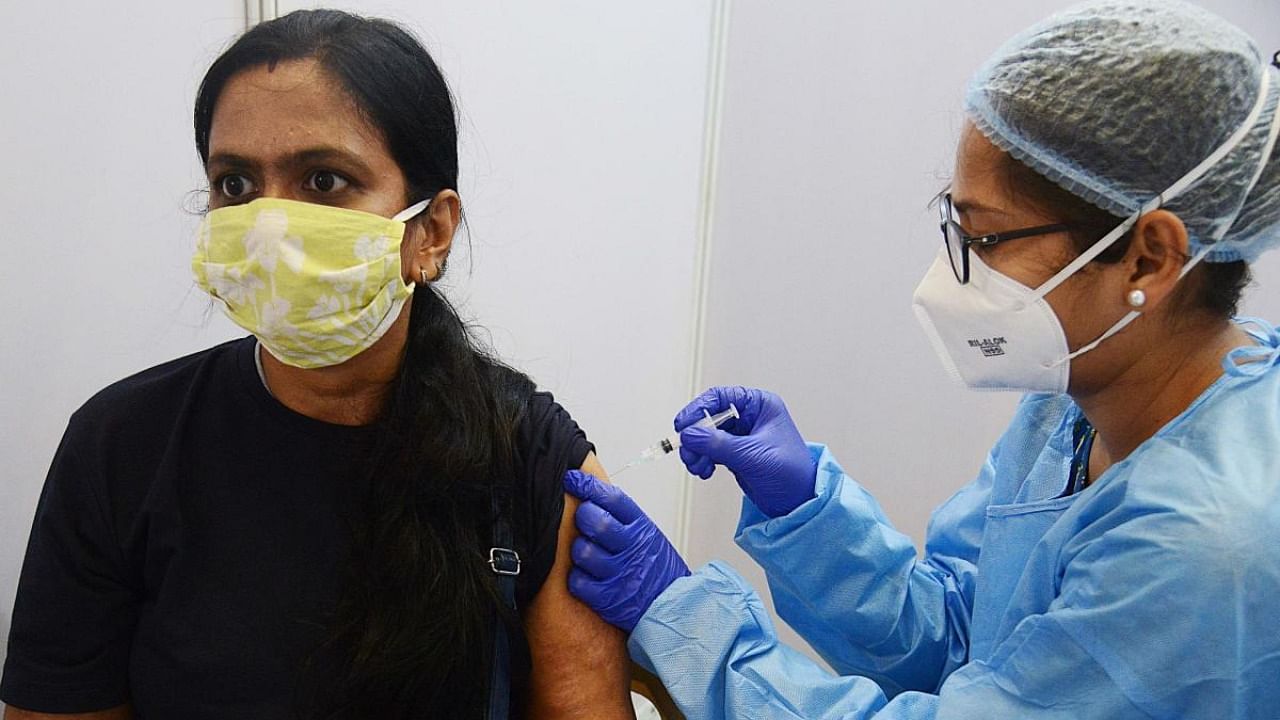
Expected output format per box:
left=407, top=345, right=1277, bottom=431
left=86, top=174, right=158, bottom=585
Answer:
left=487, top=483, right=520, bottom=719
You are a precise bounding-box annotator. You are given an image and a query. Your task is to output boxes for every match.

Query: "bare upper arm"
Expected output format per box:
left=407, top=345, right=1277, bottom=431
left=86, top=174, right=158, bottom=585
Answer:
left=4, top=705, right=131, bottom=720
left=521, top=452, right=635, bottom=719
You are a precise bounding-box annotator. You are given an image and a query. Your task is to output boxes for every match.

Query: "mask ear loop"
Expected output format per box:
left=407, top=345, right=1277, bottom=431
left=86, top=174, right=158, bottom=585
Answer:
left=393, top=197, right=433, bottom=223
left=1049, top=245, right=1215, bottom=367
left=1048, top=67, right=1280, bottom=370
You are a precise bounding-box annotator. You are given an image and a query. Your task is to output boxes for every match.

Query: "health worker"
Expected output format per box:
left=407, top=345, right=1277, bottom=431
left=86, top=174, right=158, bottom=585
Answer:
left=563, top=2, right=1280, bottom=718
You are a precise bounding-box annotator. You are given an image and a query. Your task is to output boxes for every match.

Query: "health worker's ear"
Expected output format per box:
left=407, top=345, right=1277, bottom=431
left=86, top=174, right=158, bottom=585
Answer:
left=1121, top=209, right=1192, bottom=312
left=403, top=189, right=460, bottom=285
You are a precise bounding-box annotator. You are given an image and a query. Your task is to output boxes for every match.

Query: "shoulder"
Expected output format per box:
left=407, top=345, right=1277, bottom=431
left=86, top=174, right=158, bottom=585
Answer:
left=488, top=361, right=593, bottom=468
left=61, top=337, right=249, bottom=469
left=1122, top=367, right=1279, bottom=523
left=71, top=338, right=247, bottom=433
left=1070, top=373, right=1280, bottom=567
left=476, top=362, right=593, bottom=461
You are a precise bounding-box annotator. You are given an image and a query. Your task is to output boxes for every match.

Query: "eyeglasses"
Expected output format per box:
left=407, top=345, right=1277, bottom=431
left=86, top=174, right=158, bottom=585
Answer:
left=939, top=193, right=1074, bottom=284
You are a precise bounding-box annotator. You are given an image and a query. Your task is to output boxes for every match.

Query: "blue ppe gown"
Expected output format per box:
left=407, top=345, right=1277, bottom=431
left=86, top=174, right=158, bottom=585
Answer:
left=630, top=321, right=1280, bottom=719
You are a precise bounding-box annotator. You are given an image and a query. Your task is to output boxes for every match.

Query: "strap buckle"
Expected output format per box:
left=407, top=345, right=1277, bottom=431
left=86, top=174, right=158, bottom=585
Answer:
left=489, top=547, right=521, bottom=576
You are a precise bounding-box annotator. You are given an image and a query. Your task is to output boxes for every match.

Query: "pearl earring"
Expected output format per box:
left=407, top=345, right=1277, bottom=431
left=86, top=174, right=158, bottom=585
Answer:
left=1127, top=289, right=1147, bottom=308
left=420, top=268, right=429, bottom=285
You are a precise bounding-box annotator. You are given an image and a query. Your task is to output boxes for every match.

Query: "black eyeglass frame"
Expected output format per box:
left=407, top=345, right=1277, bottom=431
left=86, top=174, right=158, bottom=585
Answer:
left=939, top=192, right=1075, bottom=284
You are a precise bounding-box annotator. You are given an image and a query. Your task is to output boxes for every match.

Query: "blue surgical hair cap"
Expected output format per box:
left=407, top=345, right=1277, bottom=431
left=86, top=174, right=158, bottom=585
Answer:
left=965, top=0, right=1280, bottom=263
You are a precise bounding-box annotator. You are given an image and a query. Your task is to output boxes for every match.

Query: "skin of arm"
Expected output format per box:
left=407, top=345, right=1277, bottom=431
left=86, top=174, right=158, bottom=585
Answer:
left=522, top=452, right=636, bottom=719
left=3, top=705, right=132, bottom=720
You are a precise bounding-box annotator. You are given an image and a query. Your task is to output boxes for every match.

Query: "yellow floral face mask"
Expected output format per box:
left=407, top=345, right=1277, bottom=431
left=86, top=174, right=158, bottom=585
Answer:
left=192, top=197, right=430, bottom=369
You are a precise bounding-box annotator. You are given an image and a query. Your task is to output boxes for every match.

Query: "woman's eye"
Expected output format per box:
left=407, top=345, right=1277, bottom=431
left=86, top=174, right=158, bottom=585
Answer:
left=305, top=170, right=350, bottom=193
left=218, top=174, right=256, bottom=198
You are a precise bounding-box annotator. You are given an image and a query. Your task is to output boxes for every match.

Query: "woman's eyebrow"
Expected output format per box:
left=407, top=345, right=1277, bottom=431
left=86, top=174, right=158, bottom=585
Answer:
left=951, top=197, right=1012, bottom=217
left=290, top=146, right=375, bottom=176
left=205, top=146, right=375, bottom=177
left=205, top=152, right=256, bottom=171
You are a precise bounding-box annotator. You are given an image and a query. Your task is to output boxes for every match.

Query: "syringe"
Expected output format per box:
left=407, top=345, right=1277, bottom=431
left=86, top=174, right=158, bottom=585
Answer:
left=610, top=403, right=740, bottom=478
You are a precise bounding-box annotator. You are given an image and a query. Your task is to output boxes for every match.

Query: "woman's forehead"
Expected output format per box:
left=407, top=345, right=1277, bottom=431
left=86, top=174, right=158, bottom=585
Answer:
left=207, top=58, right=389, bottom=167
left=955, top=126, right=1006, bottom=178
left=952, top=127, right=1012, bottom=204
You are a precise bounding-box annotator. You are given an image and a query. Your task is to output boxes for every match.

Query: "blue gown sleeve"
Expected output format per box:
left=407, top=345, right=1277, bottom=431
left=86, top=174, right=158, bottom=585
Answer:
left=627, top=562, right=1144, bottom=720
left=735, top=443, right=990, bottom=695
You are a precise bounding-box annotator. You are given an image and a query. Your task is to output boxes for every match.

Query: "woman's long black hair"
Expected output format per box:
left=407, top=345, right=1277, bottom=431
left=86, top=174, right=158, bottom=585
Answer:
left=195, top=11, right=534, bottom=717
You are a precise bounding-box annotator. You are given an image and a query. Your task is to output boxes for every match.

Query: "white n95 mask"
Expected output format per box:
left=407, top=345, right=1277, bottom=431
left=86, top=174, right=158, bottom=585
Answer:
left=912, top=249, right=1075, bottom=393
left=913, top=63, right=1276, bottom=394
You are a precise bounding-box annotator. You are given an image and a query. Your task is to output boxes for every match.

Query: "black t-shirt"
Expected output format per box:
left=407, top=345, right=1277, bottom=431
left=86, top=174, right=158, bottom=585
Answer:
left=0, top=337, right=592, bottom=717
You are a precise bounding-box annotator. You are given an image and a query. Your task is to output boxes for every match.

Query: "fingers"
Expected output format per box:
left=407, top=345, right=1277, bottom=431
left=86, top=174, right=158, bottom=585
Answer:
left=564, top=470, right=644, bottom=524
left=570, top=536, right=617, bottom=579
left=679, top=444, right=717, bottom=479
left=567, top=566, right=601, bottom=603
left=672, top=387, right=721, bottom=431
left=563, top=469, right=608, bottom=503
left=567, top=566, right=615, bottom=609
left=678, top=425, right=744, bottom=468
left=567, top=568, right=636, bottom=633
left=574, top=500, right=642, bottom=554
left=574, top=499, right=624, bottom=545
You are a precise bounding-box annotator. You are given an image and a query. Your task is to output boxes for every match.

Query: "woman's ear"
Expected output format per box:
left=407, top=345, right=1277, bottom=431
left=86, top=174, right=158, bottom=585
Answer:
left=1124, top=209, right=1190, bottom=311
left=402, top=189, right=460, bottom=284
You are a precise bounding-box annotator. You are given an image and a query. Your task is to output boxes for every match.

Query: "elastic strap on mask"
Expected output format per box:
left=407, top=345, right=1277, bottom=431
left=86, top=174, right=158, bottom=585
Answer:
left=1051, top=243, right=1215, bottom=366
left=393, top=197, right=433, bottom=223
left=1029, top=67, right=1273, bottom=305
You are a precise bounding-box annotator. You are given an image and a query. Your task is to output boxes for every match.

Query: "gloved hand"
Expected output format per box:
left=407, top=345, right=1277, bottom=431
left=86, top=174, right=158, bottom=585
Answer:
left=676, top=386, right=817, bottom=518
left=562, top=470, right=690, bottom=633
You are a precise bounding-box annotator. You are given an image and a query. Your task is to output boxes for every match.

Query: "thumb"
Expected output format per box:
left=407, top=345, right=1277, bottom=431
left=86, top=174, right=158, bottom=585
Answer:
left=563, top=469, right=644, bottom=524
left=679, top=426, right=747, bottom=467
left=563, top=469, right=608, bottom=502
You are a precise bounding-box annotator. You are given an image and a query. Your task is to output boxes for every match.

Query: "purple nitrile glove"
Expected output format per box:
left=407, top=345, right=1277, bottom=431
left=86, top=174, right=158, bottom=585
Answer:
left=675, top=386, right=817, bottom=518
left=562, top=470, right=690, bottom=633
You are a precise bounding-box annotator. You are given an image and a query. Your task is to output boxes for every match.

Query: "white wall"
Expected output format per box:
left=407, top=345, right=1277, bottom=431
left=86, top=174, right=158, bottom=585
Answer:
left=685, top=0, right=1280, bottom=665
left=0, top=0, right=716, bottom=673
